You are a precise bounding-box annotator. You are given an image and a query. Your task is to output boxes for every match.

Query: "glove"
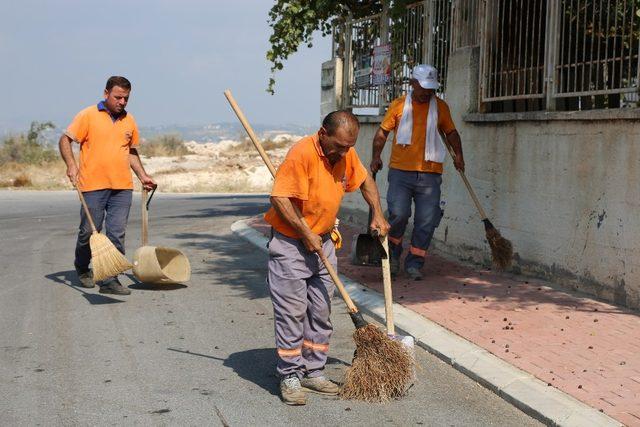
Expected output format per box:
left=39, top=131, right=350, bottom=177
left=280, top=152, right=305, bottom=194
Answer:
left=330, top=218, right=343, bottom=250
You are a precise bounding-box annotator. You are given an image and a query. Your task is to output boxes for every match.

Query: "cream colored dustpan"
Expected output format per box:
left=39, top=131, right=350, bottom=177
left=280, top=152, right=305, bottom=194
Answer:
left=133, top=188, right=191, bottom=284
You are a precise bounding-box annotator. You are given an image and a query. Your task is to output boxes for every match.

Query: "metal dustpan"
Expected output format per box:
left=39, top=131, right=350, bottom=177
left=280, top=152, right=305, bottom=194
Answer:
left=350, top=225, right=387, bottom=266
left=133, top=188, right=191, bottom=285
left=350, top=172, right=387, bottom=266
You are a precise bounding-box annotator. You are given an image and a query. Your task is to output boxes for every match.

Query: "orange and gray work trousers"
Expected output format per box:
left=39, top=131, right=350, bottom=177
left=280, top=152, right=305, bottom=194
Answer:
left=387, top=168, right=444, bottom=270
left=267, top=229, right=336, bottom=379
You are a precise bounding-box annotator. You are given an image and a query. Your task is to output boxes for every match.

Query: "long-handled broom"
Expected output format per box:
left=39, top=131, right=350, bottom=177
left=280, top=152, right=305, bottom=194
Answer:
left=224, top=89, right=413, bottom=402
left=75, top=187, right=132, bottom=281
left=444, top=144, right=513, bottom=269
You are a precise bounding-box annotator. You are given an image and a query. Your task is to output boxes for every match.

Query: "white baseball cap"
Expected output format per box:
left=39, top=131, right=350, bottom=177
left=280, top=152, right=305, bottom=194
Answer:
left=411, top=64, right=439, bottom=90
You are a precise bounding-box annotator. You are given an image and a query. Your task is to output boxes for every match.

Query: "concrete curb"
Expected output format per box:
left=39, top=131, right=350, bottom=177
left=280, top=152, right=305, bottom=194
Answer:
left=231, top=219, right=621, bottom=427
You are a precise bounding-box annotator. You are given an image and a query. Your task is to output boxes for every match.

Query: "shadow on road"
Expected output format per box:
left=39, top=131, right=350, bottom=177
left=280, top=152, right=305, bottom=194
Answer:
left=171, top=232, right=269, bottom=300
left=124, top=273, right=188, bottom=291
left=45, top=270, right=124, bottom=305
left=167, top=347, right=348, bottom=396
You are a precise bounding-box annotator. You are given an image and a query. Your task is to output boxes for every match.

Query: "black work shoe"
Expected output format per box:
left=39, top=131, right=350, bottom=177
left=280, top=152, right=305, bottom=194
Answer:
left=99, top=278, right=131, bottom=295
left=406, top=267, right=423, bottom=281
left=76, top=269, right=95, bottom=288
left=390, top=257, right=400, bottom=277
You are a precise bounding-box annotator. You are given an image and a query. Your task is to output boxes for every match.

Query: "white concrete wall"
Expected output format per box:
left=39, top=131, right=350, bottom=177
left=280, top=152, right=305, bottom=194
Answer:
left=339, top=47, right=640, bottom=309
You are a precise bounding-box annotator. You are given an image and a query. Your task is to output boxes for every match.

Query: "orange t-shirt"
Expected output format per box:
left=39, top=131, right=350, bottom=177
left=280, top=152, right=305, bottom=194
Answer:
left=380, top=95, right=456, bottom=174
left=66, top=104, right=140, bottom=192
left=264, top=133, right=368, bottom=239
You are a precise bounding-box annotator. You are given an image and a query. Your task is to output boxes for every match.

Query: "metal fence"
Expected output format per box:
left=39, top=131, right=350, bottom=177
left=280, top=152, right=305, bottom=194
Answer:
left=344, top=14, right=383, bottom=108
left=480, top=0, right=640, bottom=110
left=451, top=0, right=481, bottom=50
left=338, top=0, right=475, bottom=111
left=554, top=0, right=640, bottom=108
left=480, top=0, right=547, bottom=102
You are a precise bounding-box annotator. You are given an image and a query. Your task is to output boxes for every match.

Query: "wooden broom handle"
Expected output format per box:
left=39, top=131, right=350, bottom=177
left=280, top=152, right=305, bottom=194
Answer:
left=380, top=235, right=395, bottom=335
left=224, top=89, right=359, bottom=314
left=75, top=187, right=98, bottom=233
left=224, top=90, right=278, bottom=178
left=444, top=142, right=488, bottom=220
left=141, top=189, right=149, bottom=246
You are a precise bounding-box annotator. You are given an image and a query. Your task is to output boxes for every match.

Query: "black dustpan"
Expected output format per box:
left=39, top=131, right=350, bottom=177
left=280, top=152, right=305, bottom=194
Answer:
left=349, top=173, right=387, bottom=266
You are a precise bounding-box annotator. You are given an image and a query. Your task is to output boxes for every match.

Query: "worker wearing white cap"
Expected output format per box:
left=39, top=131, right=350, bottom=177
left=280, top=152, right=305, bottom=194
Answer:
left=370, top=64, right=465, bottom=280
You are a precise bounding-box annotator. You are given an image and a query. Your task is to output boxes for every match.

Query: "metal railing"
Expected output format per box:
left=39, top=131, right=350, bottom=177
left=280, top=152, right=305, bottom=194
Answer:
left=479, top=0, right=640, bottom=110
left=387, top=2, right=429, bottom=103
left=451, top=0, right=481, bottom=50
left=345, top=14, right=383, bottom=108
left=480, top=0, right=547, bottom=102
left=554, top=0, right=640, bottom=108
left=338, top=1, right=478, bottom=111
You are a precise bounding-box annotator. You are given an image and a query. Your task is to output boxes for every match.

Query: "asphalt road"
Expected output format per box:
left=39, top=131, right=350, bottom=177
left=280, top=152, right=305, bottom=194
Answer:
left=0, top=190, right=541, bottom=426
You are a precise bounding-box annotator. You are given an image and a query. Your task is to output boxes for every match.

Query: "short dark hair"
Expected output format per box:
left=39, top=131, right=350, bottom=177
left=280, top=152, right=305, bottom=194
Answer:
left=105, top=76, right=132, bottom=91
left=322, top=110, right=359, bottom=136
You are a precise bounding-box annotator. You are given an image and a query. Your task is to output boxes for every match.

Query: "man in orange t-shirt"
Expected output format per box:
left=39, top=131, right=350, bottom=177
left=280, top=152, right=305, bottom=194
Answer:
left=264, top=110, right=389, bottom=405
left=59, top=76, right=156, bottom=295
left=370, top=64, right=465, bottom=281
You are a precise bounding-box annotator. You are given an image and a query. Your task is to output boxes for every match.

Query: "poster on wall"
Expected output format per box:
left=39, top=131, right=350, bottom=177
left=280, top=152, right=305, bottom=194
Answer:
left=372, top=44, right=391, bottom=85
left=354, top=53, right=372, bottom=88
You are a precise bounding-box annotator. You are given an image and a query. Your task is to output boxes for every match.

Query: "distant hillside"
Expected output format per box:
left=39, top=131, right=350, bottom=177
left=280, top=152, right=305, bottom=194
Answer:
left=139, top=123, right=316, bottom=143
left=2, top=123, right=316, bottom=147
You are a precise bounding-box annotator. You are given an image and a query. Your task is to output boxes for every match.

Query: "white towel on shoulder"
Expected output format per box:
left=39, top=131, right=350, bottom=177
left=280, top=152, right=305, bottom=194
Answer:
left=395, top=91, right=446, bottom=163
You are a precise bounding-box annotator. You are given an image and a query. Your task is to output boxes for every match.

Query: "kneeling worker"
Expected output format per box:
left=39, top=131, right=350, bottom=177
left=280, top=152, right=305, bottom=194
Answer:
left=264, top=110, right=390, bottom=405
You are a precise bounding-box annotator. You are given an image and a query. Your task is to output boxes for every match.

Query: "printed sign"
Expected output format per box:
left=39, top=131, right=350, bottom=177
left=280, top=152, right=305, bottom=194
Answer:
left=372, top=44, right=392, bottom=85
left=354, top=54, right=372, bottom=88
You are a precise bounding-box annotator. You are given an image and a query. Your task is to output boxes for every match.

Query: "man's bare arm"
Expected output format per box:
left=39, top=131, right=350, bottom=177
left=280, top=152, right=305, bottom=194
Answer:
left=59, top=134, right=78, bottom=185
left=444, top=130, right=465, bottom=172
left=370, top=127, right=390, bottom=174
left=129, top=148, right=156, bottom=190
left=359, top=174, right=390, bottom=236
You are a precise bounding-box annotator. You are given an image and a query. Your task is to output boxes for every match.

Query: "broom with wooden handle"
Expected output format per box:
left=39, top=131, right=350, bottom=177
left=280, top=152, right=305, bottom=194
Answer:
left=444, top=143, right=513, bottom=269
left=75, top=187, right=132, bottom=281
left=224, top=89, right=413, bottom=402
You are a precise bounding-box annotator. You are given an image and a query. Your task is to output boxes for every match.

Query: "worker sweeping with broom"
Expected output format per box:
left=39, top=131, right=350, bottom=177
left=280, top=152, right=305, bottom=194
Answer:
left=370, top=64, right=465, bottom=280
left=263, top=110, right=390, bottom=405
left=371, top=64, right=512, bottom=273
left=59, top=76, right=156, bottom=295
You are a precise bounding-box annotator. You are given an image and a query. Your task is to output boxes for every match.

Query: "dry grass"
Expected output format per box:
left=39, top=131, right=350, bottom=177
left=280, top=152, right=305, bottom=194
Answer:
left=0, top=161, right=69, bottom=190
left=12, top=173, right=32, bottom=187
left=141, top=134, right=193, bottom=157
left=224, top=137, right=292, bottom=154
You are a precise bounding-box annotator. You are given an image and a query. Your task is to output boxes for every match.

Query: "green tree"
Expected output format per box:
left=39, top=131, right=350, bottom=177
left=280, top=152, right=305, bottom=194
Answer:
left=266, top=0, right=413, bottom=94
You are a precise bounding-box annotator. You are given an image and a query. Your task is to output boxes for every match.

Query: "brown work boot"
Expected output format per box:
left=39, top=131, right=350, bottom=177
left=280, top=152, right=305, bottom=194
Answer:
left=76, top=269, right=95, bottom=288
left=99, top=278, right=131, bottom=295
left=280, top=375, right=307, bottom=405
left=300, top=375, right=340, bottom=395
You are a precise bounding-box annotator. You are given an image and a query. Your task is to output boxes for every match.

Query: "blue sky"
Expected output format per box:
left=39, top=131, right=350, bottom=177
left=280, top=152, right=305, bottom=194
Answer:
left=0, top=0, right=330, bottom=132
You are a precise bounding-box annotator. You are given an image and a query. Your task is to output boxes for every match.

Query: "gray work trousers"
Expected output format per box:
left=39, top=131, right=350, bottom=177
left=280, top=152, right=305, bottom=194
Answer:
left=267, top=229, right=337, bottom=379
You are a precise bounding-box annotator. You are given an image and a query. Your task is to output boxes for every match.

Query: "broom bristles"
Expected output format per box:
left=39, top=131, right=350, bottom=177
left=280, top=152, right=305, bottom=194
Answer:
left=486, top=227, right=513, bottom=270
left=340, top=324, right=414, bottom=402
left=90, top=233, right=132, bottom=281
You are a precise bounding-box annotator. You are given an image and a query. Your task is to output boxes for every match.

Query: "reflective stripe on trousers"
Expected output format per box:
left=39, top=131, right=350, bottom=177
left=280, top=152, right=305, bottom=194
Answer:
left=267, top=229, right=336, bottom=378
left=386, top=168, right=443, bottom=270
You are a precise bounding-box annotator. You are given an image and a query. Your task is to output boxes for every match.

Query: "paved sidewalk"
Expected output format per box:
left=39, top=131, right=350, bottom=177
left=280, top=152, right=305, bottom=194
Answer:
left=245, top=216, right=639, bottom=426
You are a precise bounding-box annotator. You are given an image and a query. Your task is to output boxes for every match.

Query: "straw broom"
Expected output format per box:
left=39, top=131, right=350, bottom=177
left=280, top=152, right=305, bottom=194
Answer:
left=444, top=144, right=513, bottom=269
left=224, top=89, right=413, bottom=402
left=76, top=187, right=132, bottom=281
